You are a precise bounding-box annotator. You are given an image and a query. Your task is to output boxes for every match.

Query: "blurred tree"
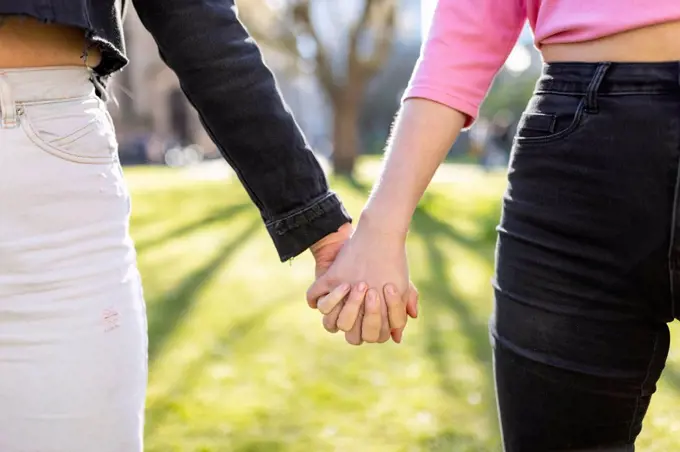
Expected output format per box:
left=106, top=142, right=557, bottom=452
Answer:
left=239, top=0, right=398, bottom=175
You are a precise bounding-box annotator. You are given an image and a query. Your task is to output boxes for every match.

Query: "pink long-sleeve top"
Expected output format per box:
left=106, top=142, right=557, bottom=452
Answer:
left=404, top=1, right=680, bottom=127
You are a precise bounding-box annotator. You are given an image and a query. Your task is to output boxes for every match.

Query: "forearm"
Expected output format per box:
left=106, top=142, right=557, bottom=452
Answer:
left=132, top=0, right=351, bottom=260
left=361, top=99, right=466, bottom=234
left=359, top=0, right=526, bottom=236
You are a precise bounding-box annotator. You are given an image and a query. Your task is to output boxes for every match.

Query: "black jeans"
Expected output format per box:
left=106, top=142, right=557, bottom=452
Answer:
left=492, top=62, right=680, bottom=451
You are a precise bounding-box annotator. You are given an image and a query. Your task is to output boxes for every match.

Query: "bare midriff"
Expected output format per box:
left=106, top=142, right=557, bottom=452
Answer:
left=542, top=19, right=680, bottom=63
left=1, top=15, right=679, bottom=74
left=0, top=16, right=101, bottom=69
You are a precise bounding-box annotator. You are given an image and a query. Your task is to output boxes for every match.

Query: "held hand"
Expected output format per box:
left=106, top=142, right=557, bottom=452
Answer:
left=307, top=219, right=416, bottom=345
left=309, top=222, right=353, bottom=281
left=315, top=281, right=419, bottom=344
left=387, top=282, right=419, bottom=343
left=309, top=222, right=354, bottom=335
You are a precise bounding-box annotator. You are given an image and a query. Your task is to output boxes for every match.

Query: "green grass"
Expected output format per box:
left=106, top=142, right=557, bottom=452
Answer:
left=126, top=164, right=680, bottom=451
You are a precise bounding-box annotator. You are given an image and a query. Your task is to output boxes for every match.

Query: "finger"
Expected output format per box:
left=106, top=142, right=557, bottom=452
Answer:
left=384, top=284, right=407, bottom=330
left=377, top=294, right=391, bottom=343
left=391, top=328, right=404, bottom=343
left=407, top=282, right=419, bottom=318
left=337, top=282, right=367, bottom=332
left=323, top=302, right=344, bottom=333
left=391, top=284, right=418, bottom=344
left=345, top=305, right=364, bottom=346
left=317, top=283, right=351, bottom=315
left=306, top=277, right=332, bottom=309
left=361, top=288, right=382, bottom=343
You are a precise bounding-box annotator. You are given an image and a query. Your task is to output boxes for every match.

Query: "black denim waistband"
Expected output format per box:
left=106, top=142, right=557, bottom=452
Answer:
left=536, top=62, right=680, bottom=96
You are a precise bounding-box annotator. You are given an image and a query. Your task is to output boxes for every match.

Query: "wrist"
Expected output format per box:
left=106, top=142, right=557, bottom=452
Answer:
left=357, top=207, right=410, bottom=241
left=310, top=222, right=353, bottom=255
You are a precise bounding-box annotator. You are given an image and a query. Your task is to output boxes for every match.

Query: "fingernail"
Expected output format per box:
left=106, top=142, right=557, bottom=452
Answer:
left=386, top=284, right=396, bottom=295
left=357, top=282, right=367, bottom=292
left=339, top=283, right=350, bottom=292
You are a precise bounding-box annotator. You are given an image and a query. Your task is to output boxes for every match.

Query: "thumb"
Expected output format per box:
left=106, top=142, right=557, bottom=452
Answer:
left=306, top=274, right=333, bottom=309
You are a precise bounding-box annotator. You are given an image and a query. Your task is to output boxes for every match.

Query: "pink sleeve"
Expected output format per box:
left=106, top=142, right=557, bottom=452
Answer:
left=404, top=0, right=526, bottom=128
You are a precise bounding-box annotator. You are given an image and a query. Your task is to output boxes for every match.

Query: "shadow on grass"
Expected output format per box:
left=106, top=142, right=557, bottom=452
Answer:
left=410, top=205, right=500, bottom=446
left=418, top=430, right=489, bottom=452
left=146, top=218, right=261, bottom=362
left=339, top=174, right=498, bottom=261
left=412, top=209, right=495, bottom=380
left=232, top=440, right=285, bottom=452
left=339, top=176, right=501, bottom=445
left=412, top=204, right=497, bottom=264
left=135, top=203, right=251, bottom=253
left=145, top=292, right=295, bottom=438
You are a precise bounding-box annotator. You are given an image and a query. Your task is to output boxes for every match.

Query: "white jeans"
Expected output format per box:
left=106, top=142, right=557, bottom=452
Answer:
left=0, top=67, right=147, bottom=451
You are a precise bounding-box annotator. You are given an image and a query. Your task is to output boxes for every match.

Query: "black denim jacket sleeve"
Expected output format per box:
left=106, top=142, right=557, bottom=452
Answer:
left=131, top=0, right=351, bottom=261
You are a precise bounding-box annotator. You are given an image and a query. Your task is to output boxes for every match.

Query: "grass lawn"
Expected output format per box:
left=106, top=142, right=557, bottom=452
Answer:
left=125, top=163, right=680, bottom=451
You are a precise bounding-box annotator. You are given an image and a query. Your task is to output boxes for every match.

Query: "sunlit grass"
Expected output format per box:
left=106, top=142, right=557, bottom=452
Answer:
left=124, top=163, right=680, bottom=451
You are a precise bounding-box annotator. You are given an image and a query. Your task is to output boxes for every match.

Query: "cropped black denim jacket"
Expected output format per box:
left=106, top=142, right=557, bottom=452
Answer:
left=0, top=0, right=352, bottom=261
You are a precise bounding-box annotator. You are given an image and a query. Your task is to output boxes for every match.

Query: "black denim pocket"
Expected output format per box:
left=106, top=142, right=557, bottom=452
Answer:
left=515, top=92, right=587, bottom=145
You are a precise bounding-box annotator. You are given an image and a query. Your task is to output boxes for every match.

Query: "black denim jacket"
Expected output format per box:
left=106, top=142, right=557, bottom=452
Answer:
left=0, top=0, right=352, bottom=261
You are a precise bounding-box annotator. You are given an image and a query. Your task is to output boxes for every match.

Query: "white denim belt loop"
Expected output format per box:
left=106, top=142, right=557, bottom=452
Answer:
left=0, top=73, right=17, bottom=129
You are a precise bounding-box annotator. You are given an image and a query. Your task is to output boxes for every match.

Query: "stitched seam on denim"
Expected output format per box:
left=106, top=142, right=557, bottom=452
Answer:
left=627, top=333, right=659, bottom=443
left=272, top=204, right=326, bottom=236
left=492, top=333, right=647, bottom=390
left=514, top=98, right=587, bottom=145
left=21, top=119, right=113, bottom=164
left=520, top=113, right=556, bottom=133
left=22, top=108, right=107, bottom=155
left=492, top=282, right=639, bottom=322
left=585, top=63, right=610, bottom=112
left=535, top=89, right=678, bottom=96
left=668, top=153, right=680, bottom=319
left=267, top=195, right=346, bottom=237
left=17, top=94, right=94, bottom=106
left=50, top=123, right=100, bottom=146
left=265, top=192, right=337, bottom=227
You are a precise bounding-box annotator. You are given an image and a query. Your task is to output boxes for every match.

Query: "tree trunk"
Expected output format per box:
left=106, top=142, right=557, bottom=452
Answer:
left=332, top=100, right=361, bottom=176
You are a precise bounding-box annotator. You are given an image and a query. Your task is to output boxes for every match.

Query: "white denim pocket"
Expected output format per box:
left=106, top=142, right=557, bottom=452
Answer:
left=20, top=96, right=117, bottom=164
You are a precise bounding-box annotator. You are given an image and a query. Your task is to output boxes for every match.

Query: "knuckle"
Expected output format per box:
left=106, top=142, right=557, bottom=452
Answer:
left=362, top=328, right=380, bottom=343
left=385, top=295, right=399, bottom=305
left=337, top=319, right=354, bottom=332
left=391, top=315, right=407, bottom=328
left=349, top=291, right=365, bottom=303
left=366, top=304, right=381, bottom=315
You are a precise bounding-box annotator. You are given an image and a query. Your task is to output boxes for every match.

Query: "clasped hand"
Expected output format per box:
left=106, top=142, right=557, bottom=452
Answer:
left=308, top=222, right=418, bottom=345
